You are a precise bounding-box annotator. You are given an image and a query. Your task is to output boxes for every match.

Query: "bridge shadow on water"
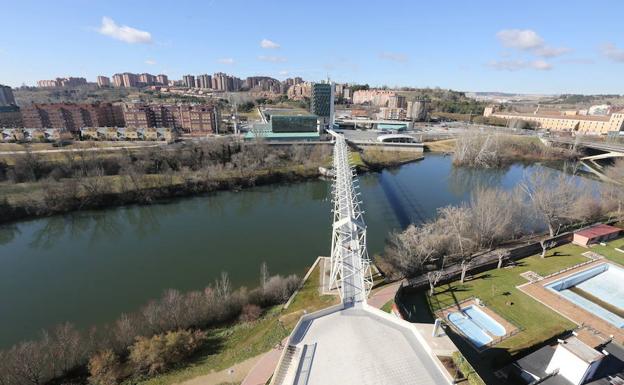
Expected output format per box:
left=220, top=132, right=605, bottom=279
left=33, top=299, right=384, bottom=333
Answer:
left=377, top=170, right=427, bottom=228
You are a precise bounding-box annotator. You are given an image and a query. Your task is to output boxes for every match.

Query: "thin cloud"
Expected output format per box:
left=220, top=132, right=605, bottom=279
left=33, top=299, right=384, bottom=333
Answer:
left=145, top=59, right=156, bottom=65
left=278, top=70, right=289, bottom=76
left=497, top=29, right=543, bottom=50
left=496, top=29, right=569, bottom=58
left=378, top=52, right=409, bottom=63
left=258, top=55, right=287, bottom=63
left=601, top=43, right=624, bottom=62
left=217, top=58, right=235, bottom=64
left=97, top=17, right=152, bottom=44
left=260, top=39, right=280, bottom=49
left=488, top=59, right=552, bottom=71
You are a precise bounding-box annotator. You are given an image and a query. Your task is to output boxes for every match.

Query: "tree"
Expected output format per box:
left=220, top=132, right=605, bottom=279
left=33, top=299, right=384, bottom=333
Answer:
left=495, top=250, right=509, bottom=269
left=427, top=270, right=444, bottom=296
left=460, top=259, right=473, bottom=284
left=260, top=262, right=269, bottom=291
left=521, top=168, right=581, bottom=237
left=540, top=240, right=556, bottom=259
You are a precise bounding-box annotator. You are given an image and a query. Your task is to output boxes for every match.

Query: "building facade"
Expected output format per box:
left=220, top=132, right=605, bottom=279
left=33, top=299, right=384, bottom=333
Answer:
left=0, top=85, right=16, bottom=106
left=352, top=90, right=396, bottom=106
left=37, top=77, right=87, bottom=88
left=388, top=95, right=407, bottom=109
left=407, top=99, right=428, bottom=121
left=311, top=82, right=334, bottom=126
left=197, top=74, right=212, bottom=89
left=156, top=74, right=168, bottom=86
left=97, top=76, right=111, bottom=88
left=21, top=103, right=125, bottom=131
left=123, top=103, right=218, bottom=136
left=183, top=75, right=196, bottom=88
left=485, top=107, right=624, bottom=135
left=287, top=82, right=311, bottom=100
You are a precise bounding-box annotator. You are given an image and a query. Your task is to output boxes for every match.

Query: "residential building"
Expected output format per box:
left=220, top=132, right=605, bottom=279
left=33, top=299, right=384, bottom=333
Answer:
left=122, top=73, right=139, bottom=88
left=378, top=107, right=406, bottom=120
left=388, top=94, right=407, bottom=109
left=138, top=73, right=156, bottom=86
left=37, top=77, right=87, bottom=88
left=97, top=76, right=111, bottom=88
left=183, top=75, right=196, bottom=88
left=197, top=74, right=212, bottom=89
left=246, top=76, right=281, bottom=93
left=156, top=74, right=168, bottom=86
left=406, top=99, right=428, bottom=121
left=0, top=84, right=16, bottom=106
left=112, top=73, right=124, bottom=87
left=352, top=90, right=397, bottom=106
left=287, top=82, right=311, bottom=100
left=21, top=103, right=125, bottom=132
left=212, top=72, right=242, bottom=91
left=485, top=107, right=624, bottom=135
left=123, top=103, right=218, bottom=135
left=310, top=82, right=335, bottom=126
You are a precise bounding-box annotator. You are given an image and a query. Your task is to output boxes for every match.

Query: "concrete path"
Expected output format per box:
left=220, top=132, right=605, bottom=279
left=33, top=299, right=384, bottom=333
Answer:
left=240, top=281, right=403, bottom=385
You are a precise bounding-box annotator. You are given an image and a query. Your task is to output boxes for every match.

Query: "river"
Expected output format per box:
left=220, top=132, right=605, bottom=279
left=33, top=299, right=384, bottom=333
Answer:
left=0, top=154, right=593, bottom=348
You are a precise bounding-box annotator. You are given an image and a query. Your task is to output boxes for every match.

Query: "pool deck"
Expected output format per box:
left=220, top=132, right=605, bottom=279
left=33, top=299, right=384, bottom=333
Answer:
left=435, top=298, right=519, bottom=350
left=518, top=260, right=624, bottom=345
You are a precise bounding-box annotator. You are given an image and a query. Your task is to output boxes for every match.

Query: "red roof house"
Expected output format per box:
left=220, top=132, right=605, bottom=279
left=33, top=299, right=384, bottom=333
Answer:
left=573, top=224, right=622, bottom=246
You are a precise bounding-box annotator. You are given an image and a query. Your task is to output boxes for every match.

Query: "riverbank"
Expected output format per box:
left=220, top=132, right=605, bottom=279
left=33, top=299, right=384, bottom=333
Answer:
left=0, top=144, right=424, bottom=225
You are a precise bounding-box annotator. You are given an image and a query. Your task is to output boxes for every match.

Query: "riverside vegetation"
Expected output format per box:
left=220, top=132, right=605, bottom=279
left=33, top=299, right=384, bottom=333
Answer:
left=0, top=139, right=332, bottom=223
left=0, top=264, right=300, bottom=385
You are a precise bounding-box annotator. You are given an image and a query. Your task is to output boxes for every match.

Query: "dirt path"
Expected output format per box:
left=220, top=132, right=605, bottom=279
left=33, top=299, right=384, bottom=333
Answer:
left=175, top=355, right=262, bottom=385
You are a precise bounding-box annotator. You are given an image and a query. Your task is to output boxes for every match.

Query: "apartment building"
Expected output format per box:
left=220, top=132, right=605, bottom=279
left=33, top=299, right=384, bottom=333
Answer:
left=36, top=77, right=87, bottom=88
left=123, top=104, right=218, bottom=135
left=484, top=107, right=624, bottom=134
left=287, top=82, right=311, bottom=100
left=97, top=76, right=111, bottom=88
left=21, top=103, right=125, bottom=132
left=197, top=74, right=212, bottom=89
left=156, top=74, right=168, bottom=86
left=388, top=94, right=407, bottom=109
left=183, top=75, right=196, bottom=88
left=352, top=90, right=396, bottom=106
left=378, top=107, right=407, bottom=120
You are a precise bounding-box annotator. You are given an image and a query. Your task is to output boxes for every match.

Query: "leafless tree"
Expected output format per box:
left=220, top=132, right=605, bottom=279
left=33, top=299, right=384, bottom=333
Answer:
left=260, top=262, right=269, bottom=291
left=495, top=250, right=509, bottom=269
left=427, top=270, right=444, bottom=296
left=215, top=271, right=231, bottom=299
left=521, top=168, right=581, bottom=237
left=460, top=259, right=473, bottom=284
left=540, top=240, right=556, bottom=258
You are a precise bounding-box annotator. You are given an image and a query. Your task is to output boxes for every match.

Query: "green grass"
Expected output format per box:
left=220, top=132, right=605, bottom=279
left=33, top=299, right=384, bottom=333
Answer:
left=589, top=237, right=624, bottom=266
left=381, top=299, right=394, bottom=313
left=427, top=245, right=588, bottom=354
left=136, top=262, right=339, bottom=385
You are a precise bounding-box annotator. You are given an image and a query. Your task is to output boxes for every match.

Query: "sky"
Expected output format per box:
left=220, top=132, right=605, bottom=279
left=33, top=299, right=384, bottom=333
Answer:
left=2, top=0, right=624, bottom=94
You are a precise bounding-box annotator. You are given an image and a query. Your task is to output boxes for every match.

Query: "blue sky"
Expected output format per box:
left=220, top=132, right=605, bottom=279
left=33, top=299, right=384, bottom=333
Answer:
left=2, top=0, right=624, bottom=94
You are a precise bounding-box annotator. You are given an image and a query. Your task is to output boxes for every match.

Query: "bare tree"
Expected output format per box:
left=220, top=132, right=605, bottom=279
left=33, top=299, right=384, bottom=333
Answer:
left=495, top=250, right=509, bottom=269
left=260, top=262, right=269, bottom=291
left=521, top=168, right=581, bottom=237
left=540, top=240, right=556, bottom=259
left=427, top=270, right=444, bottom=296
left=460, top=259, right=473, bottom=284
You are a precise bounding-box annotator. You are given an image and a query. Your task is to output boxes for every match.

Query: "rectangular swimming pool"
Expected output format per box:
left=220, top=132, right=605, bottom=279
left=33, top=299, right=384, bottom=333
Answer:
left=546, top=263, right=624, bottom=328
left=448, top=305, right=506, bottom=348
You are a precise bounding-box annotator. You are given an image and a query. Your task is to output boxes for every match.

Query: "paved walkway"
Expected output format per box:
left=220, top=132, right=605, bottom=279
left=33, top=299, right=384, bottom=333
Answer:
left=240, top=281, right=403, bottom=385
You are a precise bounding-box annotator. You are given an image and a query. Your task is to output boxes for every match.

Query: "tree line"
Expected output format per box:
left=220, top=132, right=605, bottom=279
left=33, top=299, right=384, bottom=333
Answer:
left=0, top=139, right=331, bottom=223
left=380, top=160, right=624, bottom=280
left=0, top=265, right=300, bottom=385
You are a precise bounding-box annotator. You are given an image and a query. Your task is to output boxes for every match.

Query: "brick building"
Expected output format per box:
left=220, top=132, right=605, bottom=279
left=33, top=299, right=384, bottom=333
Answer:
left=21, top=103, right=125, bottom=132
left=123, top=104, right=218, bottom=135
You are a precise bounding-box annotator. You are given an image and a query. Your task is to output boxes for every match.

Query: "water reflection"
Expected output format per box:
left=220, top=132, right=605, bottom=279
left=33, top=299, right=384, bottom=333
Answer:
left=0, top=224, right=20, bottom=246
left=447, top=166, right=507, bottom=197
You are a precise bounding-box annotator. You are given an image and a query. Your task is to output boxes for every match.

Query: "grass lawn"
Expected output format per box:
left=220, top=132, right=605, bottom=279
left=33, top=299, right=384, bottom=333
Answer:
left=361, top=149, right=423, bottom=166
left=427, top=245, right=588, bottom=355
left=381, top=299, right=394, bottom=313
left=425, top=139, right=455, bottom=152
left=135, top=262, right=339, bottom=385
left=589, top=237, right=624, bottom=266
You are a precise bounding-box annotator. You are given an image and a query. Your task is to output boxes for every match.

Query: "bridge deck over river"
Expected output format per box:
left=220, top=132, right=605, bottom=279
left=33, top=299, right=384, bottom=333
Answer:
left=269, top=133, right=454, bottom=385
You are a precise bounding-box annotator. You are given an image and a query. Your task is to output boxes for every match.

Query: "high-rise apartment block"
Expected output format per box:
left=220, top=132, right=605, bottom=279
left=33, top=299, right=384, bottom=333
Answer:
left=0, top=85, right=16, bottom=106
left=197, top=74, right=212, bottom=89
left=97, top=76, right=111, bottom=88
left=21, top=103, right=125, bottom=131
left=156, top=74, right=168, bottom=86
left=37, top=77, right=87, bottom=88
left=183, top=75, right=196, bottom=88
left=388, top=94, right=407, bottom=109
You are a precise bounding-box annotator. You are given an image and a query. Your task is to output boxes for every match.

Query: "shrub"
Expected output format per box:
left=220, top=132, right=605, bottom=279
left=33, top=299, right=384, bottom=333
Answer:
left=239, top=304, right=262, bottom=323
left=129, top=329, right=206, bottom=376
left=88, top=350, right=122, bottom=385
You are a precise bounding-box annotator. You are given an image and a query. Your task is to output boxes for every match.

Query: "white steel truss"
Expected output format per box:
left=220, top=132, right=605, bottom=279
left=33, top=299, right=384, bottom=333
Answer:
left=329, top=135, right=373, bottom=306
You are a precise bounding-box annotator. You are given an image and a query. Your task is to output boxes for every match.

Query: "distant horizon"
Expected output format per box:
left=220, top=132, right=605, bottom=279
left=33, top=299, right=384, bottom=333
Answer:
left=3, top=0, right=624, bottom=94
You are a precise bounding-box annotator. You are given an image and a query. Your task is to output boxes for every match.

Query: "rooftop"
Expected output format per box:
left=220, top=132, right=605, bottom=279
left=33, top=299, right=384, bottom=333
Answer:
left=561, top=337, right=605, bottom=363
left=278, top=305, right=451, bottom=385
left=575, top=224, right=621, bottom=239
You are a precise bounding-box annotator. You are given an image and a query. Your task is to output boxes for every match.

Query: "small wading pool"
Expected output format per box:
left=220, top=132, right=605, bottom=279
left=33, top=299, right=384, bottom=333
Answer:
left=447, top=305, right=506, bottom=348
left=546, top=263, right=624, bottom=328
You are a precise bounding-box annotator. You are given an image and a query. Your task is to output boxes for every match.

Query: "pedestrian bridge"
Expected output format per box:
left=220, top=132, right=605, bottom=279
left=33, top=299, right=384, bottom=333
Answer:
left=269, top=133, right=454, bottom=385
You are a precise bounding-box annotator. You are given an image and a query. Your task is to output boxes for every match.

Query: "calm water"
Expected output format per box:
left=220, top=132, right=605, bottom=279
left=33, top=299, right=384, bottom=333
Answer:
left=0, top=154, right=587, bottom=347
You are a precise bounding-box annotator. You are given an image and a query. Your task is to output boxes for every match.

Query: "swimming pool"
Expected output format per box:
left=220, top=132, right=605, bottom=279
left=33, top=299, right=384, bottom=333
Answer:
left=448, top=305, right=506, bottom=348
left=546, top=263, right=624, bottom=328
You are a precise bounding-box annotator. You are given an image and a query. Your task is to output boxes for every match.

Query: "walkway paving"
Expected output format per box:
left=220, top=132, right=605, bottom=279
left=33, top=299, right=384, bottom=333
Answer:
left=240, top=280, right=404, bottom=385
left=176, top=355, right=262, bottom=385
